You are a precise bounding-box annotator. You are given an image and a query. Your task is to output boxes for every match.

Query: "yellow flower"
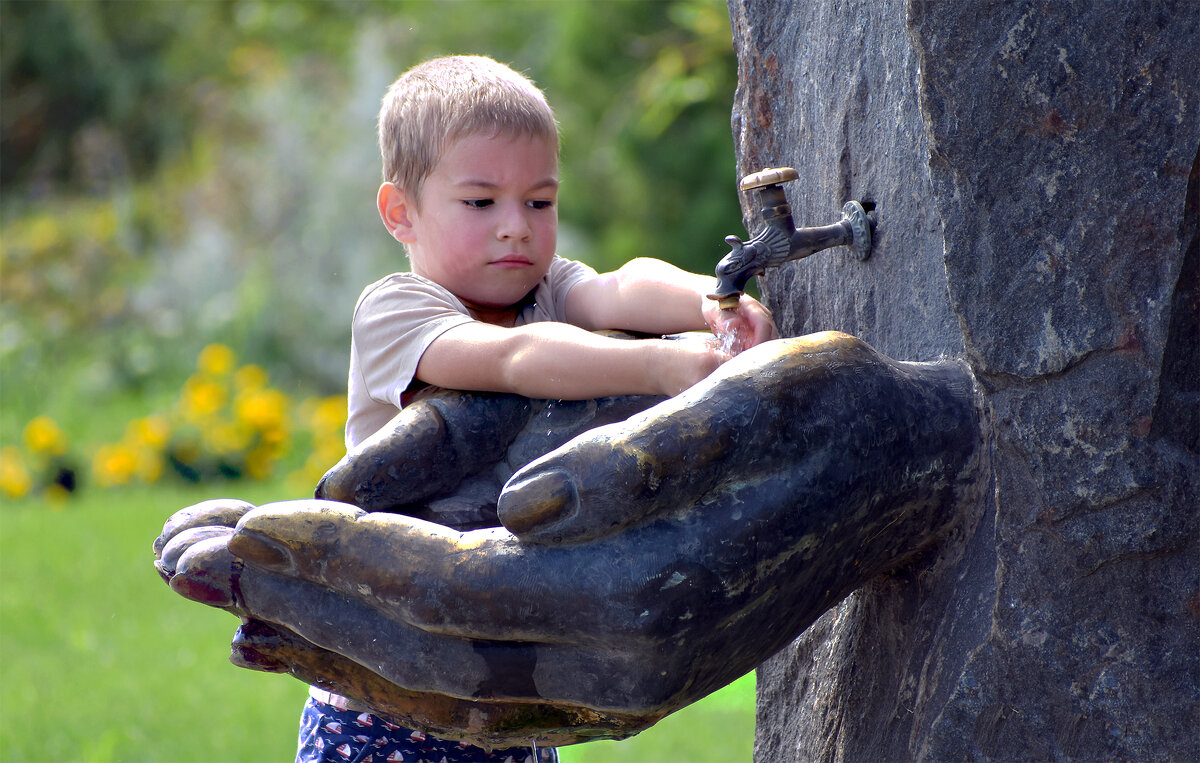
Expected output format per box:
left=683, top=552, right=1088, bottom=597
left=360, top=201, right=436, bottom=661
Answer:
left=308, top=395, right=347, bottom=435
left=180, top=376, right=227, bottom=421
left=197, top=343, right=236, bottom=376
left=23, top=416, right=68, bottom=457
left=127, top=415, right=171, bottom=450
left=171, top=438, right=201, bottom=467
left=93, top=443, right=138, bottom=488
left=0, top=447, right=33, bottom=499
left=235, top=388, right=289, bottom=433
left=234, top=364, right=269, bottom=392
left=260, top=426, right=289, bottom=450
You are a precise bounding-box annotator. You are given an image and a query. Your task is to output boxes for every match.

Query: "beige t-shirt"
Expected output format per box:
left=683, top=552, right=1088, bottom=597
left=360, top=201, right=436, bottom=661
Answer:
left=345, top=256, right=597, bottom=448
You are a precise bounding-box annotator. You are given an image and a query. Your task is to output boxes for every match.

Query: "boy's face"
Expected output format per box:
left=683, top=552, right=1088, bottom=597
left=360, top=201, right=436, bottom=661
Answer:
left=382, top=132, right=559, bottom=318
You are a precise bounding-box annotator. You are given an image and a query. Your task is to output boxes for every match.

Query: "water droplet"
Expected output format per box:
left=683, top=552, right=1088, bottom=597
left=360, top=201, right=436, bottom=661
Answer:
left=712, top=312, right=746, bottom=355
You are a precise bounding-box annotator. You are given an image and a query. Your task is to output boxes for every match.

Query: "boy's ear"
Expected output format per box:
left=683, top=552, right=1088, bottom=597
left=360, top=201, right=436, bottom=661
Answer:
left=378, top=182, right=417, bottom=243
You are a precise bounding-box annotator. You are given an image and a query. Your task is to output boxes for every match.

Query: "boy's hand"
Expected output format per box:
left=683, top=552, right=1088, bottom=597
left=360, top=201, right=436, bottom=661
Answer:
left=701, top=293, right=778, bottom=354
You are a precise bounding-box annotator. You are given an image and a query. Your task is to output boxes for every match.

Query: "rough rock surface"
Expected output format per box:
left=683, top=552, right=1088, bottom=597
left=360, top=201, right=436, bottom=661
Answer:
left=726, top=0, right=1199, bottom=760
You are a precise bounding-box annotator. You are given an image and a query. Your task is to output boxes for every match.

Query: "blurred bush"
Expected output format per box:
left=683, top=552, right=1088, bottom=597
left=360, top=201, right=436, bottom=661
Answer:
left=0, top=416, right=76, bottom=502
left=2, top=343, right=346, bottom=502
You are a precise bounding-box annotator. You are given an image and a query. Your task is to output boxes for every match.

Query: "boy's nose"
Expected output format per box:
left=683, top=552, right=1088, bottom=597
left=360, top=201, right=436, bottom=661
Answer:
left=497, top=205, right=532, bottom=241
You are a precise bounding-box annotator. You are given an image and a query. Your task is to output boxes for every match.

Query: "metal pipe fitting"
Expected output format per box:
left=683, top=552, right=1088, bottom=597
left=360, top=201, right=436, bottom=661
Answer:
left=708, top=167, right=875, bottom=309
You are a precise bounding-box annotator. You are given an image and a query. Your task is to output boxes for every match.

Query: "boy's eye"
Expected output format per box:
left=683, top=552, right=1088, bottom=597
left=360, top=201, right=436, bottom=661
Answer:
left=462, top=199, right=494, bottom=209
left=526, top=200, right=555, bottom=210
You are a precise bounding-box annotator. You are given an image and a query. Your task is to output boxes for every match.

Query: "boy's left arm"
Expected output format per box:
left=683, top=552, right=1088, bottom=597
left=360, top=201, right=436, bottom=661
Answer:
left=565, top=257, right=777, bottom=350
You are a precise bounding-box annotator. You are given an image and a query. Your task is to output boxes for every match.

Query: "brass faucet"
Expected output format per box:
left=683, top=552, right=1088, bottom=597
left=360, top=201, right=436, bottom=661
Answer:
left=708, top=167, right=874, bottom=309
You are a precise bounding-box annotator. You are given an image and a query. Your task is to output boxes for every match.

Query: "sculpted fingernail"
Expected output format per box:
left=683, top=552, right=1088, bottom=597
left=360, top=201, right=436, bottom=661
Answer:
left=498, top=468, right=579, bottom=535
left=228, top=531, right=293, bottom=572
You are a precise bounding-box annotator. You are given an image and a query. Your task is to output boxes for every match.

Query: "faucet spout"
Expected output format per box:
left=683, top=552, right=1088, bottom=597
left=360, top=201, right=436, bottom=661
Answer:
left=709, top=167, right=874, bottom=309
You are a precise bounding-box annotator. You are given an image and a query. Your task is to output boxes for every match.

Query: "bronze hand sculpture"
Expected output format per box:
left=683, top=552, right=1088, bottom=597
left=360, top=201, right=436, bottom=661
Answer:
left=154, top=332, right=982, bottom=749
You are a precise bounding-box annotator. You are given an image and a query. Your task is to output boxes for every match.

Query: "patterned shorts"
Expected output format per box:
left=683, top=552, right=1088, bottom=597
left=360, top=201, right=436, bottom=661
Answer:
left=296, top=697, right=559, bottom=763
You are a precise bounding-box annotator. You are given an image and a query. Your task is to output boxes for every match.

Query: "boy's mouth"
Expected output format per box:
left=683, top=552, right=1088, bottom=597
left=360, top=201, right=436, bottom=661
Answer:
left=491, top=255, right=533, bottom=267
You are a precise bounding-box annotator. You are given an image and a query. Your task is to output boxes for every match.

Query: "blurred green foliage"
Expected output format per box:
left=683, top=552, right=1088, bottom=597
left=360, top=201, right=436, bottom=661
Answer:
left=1, top=0, right=744, bottom=419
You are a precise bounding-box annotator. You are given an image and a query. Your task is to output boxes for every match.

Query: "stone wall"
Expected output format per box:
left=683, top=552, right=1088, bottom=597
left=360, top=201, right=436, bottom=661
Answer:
left=726, top=1, right=1199, bottom=759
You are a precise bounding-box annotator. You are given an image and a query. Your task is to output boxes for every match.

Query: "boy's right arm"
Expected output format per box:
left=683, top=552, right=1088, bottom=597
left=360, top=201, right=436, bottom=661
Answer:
left=414, top=320, right=725, bottom=399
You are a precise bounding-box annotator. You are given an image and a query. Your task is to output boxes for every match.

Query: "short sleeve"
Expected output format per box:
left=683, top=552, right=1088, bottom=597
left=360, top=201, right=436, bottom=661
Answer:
left=345, top=274, right=475, bottom=446
left=523, top=256, right=598, bottom=324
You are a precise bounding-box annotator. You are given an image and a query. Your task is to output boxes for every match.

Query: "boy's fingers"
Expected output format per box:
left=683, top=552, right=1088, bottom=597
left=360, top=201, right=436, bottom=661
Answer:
left=753, top=313, right=779, bottom=344
left=737, top=303, right=777, bottom=347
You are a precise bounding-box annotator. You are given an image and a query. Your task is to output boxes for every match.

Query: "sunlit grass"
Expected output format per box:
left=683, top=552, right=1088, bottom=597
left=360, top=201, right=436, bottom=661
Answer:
left=1, top=482, right=754, bottom=762
left=1, top=480, right=312, bottom=762
left=558, top=673, right=755, bottom=763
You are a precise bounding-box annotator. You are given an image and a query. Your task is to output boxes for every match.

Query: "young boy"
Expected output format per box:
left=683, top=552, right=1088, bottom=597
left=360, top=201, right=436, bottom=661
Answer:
left=299, top=55, right=776, bottom=763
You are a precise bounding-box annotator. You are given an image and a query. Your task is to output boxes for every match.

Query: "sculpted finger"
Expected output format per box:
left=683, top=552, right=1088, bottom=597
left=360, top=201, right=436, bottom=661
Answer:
left=315, top=391, right=659, bottom=532
left=228, top=501, right=550, bottom=634
left=229, top=619, right=297, bottom=673
left=168, top=534, right=243, bottom=609
left=227, top=619, right=654, bottom=749
left=229, top=500, right=666, bottom=647
left=315, top=392, right=533, bottom=513
left=230, top=557, right=685, bottom=719
left=155, top=525, right=235, bottom=581
left=153, top=498, right=255, bottom=558
left=498, top=332, right=979, bottom=547
left=498, top=335, right=832, bottom=544
left=227, top=500, right=373, bottom=578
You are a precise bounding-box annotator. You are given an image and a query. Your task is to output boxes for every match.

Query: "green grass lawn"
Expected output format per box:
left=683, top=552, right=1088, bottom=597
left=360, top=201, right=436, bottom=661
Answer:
left=1, top=482, right=754, bottom=762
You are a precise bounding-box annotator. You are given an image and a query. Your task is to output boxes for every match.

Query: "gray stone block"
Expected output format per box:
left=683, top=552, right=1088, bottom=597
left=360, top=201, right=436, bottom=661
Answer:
left=728, top=0, right=1199, bottom=759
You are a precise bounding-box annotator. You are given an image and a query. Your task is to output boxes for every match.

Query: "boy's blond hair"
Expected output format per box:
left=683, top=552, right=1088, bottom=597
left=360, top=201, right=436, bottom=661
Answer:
left=378, top=55, right=558, bottom=203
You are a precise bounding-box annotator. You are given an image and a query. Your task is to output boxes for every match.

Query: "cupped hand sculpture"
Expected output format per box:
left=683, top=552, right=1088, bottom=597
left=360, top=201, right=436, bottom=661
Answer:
left=153, top=332, right=981, bottom=749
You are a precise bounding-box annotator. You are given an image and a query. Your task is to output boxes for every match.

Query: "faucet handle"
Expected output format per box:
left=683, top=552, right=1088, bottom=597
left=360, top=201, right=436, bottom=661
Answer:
left=723, top=234, right=746, bottom=256
left=739, top=167, right=799, bottom=191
